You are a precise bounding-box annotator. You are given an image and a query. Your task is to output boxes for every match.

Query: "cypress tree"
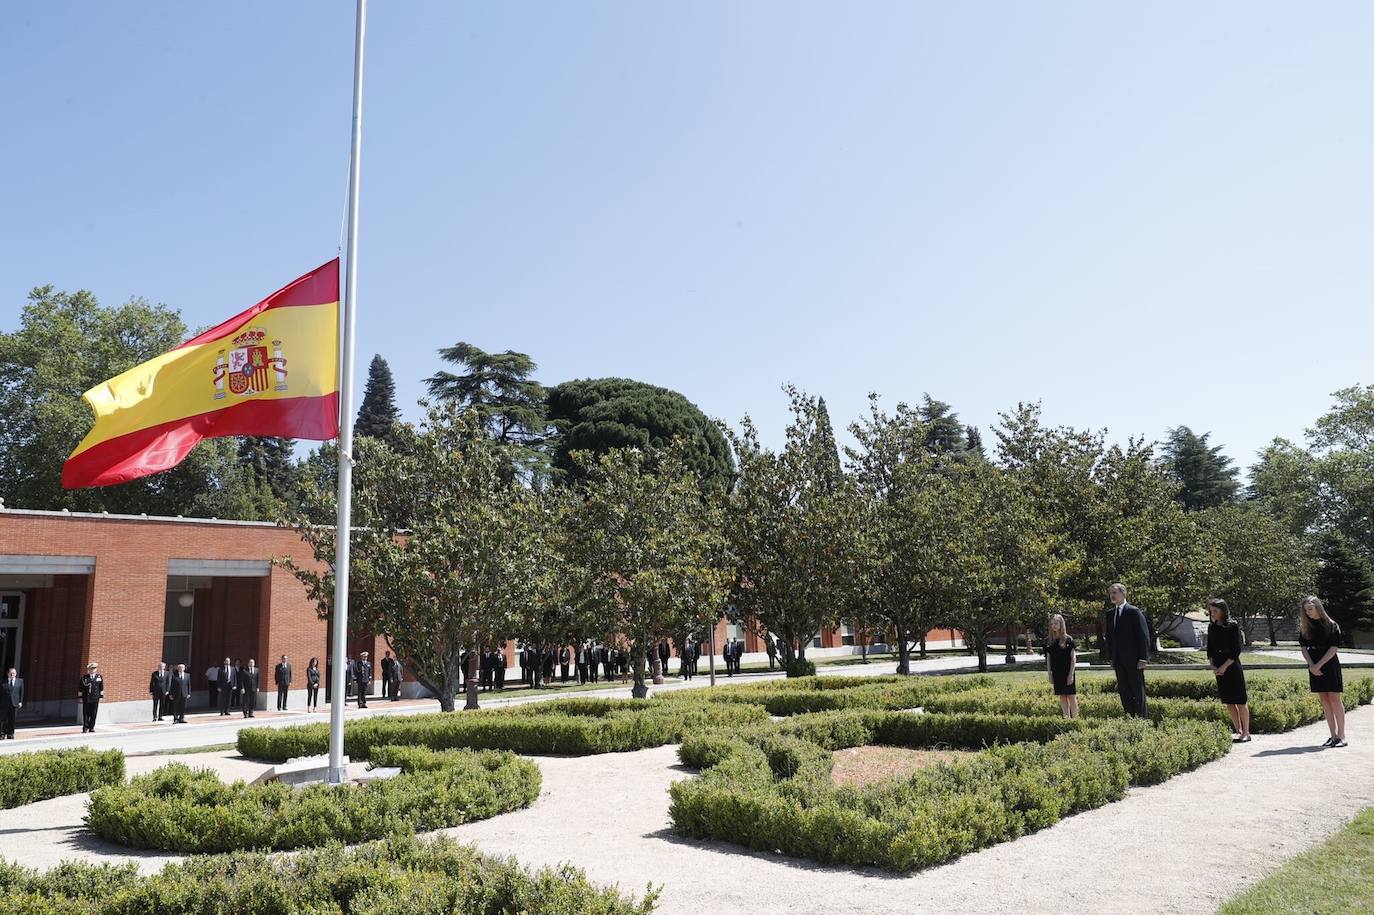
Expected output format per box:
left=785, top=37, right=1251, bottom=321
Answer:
left=1161, top=426, right=1240, bottom=510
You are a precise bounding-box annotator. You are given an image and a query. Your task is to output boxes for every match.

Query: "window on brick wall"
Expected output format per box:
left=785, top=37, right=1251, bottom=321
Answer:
left=162, top=576, right=208, bottom=669
left=840, top=621, right=856, bottom=646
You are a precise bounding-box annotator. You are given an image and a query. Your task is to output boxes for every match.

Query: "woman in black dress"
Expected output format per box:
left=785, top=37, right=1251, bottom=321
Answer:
left=1206, top=599, right=1249, bottom=742
left=1045, top=613, right=1078, bottom=719
left=305, top=657, right=321, bottom=713
left=1299, top=596, right=1345, bottom=748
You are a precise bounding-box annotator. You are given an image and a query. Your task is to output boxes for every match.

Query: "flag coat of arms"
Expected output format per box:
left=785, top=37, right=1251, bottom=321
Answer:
left=62, top=260, right=341, bottom=488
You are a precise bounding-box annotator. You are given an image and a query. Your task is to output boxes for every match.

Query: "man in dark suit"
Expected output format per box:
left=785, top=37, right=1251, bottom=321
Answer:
left=495, top=648, right=506, bottom=690
left=657, top=640, right=671, bottom=678
left=239, top=659, right=260, bottom=718
left=274, top=654, right=292, bottom=711
left=384, top=650, right=402, bottom=700
left=354, top=652, right=372, bottom=707
left=169, top=663, right=192, bottom=723
left=1105, top=583, right=1150, bottom=718
left=148, top=662, right=171, bottom=721
left=78, top=662, right=104, bottom=732
left=216, top=657, right=235, bottom=716
left=0, top=668, right=23, bottom=739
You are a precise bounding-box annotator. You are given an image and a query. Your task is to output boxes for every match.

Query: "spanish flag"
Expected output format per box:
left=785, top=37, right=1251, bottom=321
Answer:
left=62, top=260, right=341, bottom=489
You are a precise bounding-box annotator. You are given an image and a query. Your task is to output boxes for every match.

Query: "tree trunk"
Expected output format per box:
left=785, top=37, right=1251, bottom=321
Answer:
left=861, top=630, right=868, bottom=663
left=919, top=632, right=927, bottom=660
left=651, top=653, right=665, bottom=685
left=896, top=633, right=911, bottom=675
left=975, top=635, right=989, bottom=672
left=464, top=646, right=480, bottom=710
left=1265, top=611, right=1277, bottom=646
left=631, top=643, right=650, bottom=699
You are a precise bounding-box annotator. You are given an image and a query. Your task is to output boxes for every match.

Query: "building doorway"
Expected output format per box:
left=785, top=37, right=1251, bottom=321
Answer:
left=0, top=593, right=24, bottom=676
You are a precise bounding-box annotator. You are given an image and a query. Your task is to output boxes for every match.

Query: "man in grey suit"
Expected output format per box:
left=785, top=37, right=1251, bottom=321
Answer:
left=1105, top=583, right=1150, bottom=718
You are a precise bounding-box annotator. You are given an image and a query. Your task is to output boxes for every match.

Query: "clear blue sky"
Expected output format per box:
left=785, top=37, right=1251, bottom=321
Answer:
left=4, top=2, right=1372, bottom=475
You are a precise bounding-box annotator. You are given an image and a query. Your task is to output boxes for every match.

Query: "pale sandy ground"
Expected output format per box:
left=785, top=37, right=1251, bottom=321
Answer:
left=2, top=712, right=1372, bottom=915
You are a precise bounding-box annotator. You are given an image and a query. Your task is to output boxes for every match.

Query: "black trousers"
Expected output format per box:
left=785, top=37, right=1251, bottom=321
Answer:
left=276, top=685, right=288, bottom=710
left=152, top=695, right=165, bottom=720
left=0, top=705, right=15, bottom=737
left=306, top=685, right=319, bottom=708
left=218, top=685, right=232, bottom=715
left=82, top=700, right=100, bottom=731
left=357, top=682, right=369, bottom=707
left=389, top=678, right=401, bottom=700
left=1115, top=666, right=1149, bottom=718
left=241, top=690, right=256, bottom=717
left=560, top=664, right=570, bottom=682
left=171, top=695, right=187, bottom=722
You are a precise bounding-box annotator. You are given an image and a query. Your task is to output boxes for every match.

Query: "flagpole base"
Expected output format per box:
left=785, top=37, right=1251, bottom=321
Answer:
left=326, top=765, right=350, bottom=785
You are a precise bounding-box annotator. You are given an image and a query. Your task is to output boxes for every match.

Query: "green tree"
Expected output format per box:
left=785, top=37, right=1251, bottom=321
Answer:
left=964, top=425, right=986, bottom=458
left=280, top=407, right=553, bottom=711
left=425, top=342, right=549, bottom=481
left=0, top=285, right=261, bottom=518
left=1248, top=439, right=1323, bottom=540
left=237, top=437, right=299, bottom=506
left=1160, top=426, right=1240, bottom=510
left=561, top=446, right=731, bottom=698
left=723, top=387, right=847, bottom=673
left=1315, top=534, right=1374, bottom=646
left=354, top=354, right=401, bottom=442
left=918, top=394, right=966, bottom=456
left=545, top=377, right=733, bottom=487
left=1207, top=504, right=1315, bottom=645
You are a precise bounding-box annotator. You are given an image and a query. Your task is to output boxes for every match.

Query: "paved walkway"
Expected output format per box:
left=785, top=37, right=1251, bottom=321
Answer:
left=0, top=653, right=1007, bottom=757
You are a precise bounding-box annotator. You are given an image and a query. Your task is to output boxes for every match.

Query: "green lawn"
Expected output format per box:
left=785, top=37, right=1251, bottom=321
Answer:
left=1219, top=806, right=1374, bottom=915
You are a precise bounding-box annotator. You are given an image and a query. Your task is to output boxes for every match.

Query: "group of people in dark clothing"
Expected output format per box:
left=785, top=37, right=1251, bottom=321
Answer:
left=1045, top=584, right=1349, bottom=748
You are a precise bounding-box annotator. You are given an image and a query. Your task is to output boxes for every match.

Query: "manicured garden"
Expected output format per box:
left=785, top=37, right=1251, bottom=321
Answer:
left=1219, top=805, right=1374, bottom=915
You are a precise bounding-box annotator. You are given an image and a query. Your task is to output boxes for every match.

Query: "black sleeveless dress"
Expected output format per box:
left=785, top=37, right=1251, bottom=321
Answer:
left=1206, top=622, right=1247, bottom=705
left=1047, top=637, right=1076, bottom=695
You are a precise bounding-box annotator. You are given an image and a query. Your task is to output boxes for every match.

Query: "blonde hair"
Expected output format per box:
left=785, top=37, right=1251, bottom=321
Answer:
left=1048, top=613, right=1068, bottom=646
left=1300, top=595, right=1336, bottom=641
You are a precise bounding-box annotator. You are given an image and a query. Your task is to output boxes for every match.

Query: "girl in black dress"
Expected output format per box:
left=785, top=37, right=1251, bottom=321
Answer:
left=1299, top=596, right=1345, bottom=748
left=1045, top=613, right=1078, bottom=719
left=1206, top=599, right=1249, bottom=742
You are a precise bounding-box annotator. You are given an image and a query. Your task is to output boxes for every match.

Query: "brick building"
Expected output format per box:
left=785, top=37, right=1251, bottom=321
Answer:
left=0, top=507, right=380, bottom=724
left=0, top=506, right=970, bottom=722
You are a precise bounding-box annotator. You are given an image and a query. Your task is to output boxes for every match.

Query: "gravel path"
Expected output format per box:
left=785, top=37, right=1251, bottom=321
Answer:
left=3, top=707, right=1371, bottom=915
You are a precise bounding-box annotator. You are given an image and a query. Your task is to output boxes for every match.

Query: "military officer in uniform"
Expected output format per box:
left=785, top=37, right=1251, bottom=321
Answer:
left=354, top=651, right=372, bottom=707
left=79, top=662, right=104, bottom=732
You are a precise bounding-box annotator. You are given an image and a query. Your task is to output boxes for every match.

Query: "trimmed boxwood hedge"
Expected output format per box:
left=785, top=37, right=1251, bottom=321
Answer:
left=85, top=746, right=538, bottom=853
left=236, top=699, right=769, bottom=762
left=0, top=748, right=123, bottom=809
left=669, top=712, right=1232, bottom=870
left=0, top=832, right=656, bottom=915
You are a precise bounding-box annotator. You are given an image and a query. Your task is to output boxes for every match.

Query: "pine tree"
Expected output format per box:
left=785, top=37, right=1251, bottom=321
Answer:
left=1316, top=534, right=1374, bottom=646
left=1161, top=426, right=1240, bottom=510
left=355, top=354, right=401, bottom=441
left=918, top=394, right=966, bottom=456
left=235, top=437, right=298, bottom=508
left=965, top=425, right=985, bottom=458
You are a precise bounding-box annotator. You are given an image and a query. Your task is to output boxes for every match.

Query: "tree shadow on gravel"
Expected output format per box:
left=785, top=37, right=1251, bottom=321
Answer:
left=641, top=826, right=909, bottom=881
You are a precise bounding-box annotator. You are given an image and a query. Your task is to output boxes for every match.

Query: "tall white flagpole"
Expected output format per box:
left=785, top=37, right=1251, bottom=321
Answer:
left=328, top=0, right=367, bottom=786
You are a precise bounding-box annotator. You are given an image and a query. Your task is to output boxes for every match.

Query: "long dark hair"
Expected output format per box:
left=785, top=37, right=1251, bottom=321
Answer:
left=308, top=656, right=319, bottom=669
left=1207, top=598, right=1235, bottom=627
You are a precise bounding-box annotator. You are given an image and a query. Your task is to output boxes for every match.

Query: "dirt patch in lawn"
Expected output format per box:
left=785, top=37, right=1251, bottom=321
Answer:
left=830, top=745, right=972, bottom=789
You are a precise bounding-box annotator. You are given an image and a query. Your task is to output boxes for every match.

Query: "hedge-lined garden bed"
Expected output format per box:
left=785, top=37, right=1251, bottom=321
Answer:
left=0, top=749, right=123, bottom=809
left=0, top=833, right=656, bottom=915
left=237, top=698, right=770, bottom=762
left=669, top=711, right=1232, bottom=870
left=86, top=746, right=538, bottom=853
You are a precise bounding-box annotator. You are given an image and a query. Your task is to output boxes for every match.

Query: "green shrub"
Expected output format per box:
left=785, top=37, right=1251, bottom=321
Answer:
left=85, top=746, right=539, bottom=853
left=784, top=659, right=817, bottom=677
left=238, top=700, right=767, bottom=762
left=0, top=833, right=655, bottom=914
left=0, top=749, right=123, bottom=809
left=670, top=715, right=1230, bottom=871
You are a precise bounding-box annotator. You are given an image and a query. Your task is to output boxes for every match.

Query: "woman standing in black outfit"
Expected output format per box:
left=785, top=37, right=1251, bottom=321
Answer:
left=1299, top=596, right=1345, bottom=748
left=305, top=657, right=321, bottom=713
left=1045, top=613, right=1078, bottom=719
left=1206, top=599, right=1249, bottom=742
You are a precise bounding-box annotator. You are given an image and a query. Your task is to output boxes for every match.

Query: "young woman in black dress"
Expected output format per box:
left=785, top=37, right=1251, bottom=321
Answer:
left=1299, top=596, right=1345, bottom=747
left=1045, top=613, right=1078, bottom=719
left=305, top=657, right=321, bottom=712
left=1206, top=599, right=1249, bottom=742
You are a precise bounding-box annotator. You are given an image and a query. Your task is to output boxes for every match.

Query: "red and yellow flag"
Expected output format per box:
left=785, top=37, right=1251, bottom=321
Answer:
left=62, top=260, right=341, bottom=489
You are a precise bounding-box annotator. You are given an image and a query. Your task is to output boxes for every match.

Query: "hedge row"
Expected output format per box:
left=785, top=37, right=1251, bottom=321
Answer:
left=0, top=749, right=123, bottom=809
left=85, top=746, right=539, bottom=853
left=0, top=832, right=655, bottom=915
left=657, top=674, right=996, bottom=717
left=669, top=713, right=1231, bottom=870
left=237, top=699, right=768, bottom=762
